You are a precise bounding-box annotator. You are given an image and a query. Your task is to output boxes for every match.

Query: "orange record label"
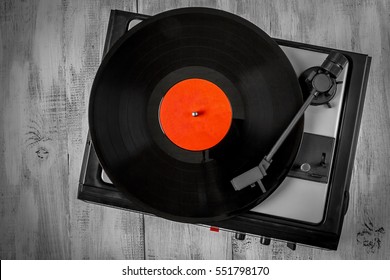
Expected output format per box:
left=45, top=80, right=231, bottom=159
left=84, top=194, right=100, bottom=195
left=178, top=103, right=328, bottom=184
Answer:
left=159, top=78, right=232, bottom=151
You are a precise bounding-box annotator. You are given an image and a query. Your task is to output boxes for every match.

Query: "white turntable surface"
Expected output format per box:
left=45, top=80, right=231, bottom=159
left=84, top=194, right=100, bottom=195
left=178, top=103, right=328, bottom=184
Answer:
left=251, top=46, right=349, bottom=224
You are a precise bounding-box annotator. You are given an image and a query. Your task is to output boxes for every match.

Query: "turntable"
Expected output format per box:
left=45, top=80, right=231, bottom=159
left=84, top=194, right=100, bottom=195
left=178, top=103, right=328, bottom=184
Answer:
left=78, top=8, right=371, bottom=250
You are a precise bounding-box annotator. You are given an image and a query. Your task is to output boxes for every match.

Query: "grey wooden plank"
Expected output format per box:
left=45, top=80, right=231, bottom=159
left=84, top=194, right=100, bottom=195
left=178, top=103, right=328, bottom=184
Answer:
left=144, top=216, right=232, bottom=259
left=0, top=0, right=71, bottom=260
left=63, top=0, right=144, bottom=260
left=0, top=0, right=145, bottom=259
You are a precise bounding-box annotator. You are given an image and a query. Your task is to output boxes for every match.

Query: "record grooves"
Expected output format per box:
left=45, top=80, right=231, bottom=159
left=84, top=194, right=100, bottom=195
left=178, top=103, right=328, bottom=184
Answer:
left=88, top=8, right=304, bottom=223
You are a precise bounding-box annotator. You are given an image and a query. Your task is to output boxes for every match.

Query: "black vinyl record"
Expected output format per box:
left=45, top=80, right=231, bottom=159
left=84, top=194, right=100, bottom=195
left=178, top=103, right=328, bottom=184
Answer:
left=89, top=8, right=304, bottom=223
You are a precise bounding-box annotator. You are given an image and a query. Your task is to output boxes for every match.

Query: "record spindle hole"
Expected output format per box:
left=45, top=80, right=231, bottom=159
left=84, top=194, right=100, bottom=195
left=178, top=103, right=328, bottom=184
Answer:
left=159, top=78, right=232, bottom=151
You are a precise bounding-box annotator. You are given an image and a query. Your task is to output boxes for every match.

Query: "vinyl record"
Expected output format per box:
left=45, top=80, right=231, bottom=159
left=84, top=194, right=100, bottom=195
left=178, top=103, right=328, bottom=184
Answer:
left=89, top=8, right=304, bottom=223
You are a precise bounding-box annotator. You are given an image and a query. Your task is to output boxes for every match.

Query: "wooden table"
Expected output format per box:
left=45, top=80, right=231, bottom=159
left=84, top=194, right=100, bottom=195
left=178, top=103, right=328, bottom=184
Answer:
left=1, top=0, right=389, bottom=259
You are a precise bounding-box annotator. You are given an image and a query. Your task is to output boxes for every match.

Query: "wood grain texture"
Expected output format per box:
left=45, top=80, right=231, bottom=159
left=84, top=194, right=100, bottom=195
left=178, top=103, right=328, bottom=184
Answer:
left=1, top=0, right=389, bottom=259
left=144, top=216, right=232, bottom=259
left=0, top=0, right=144, bottom=259
left=62, top=0, right=144, bottom=260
